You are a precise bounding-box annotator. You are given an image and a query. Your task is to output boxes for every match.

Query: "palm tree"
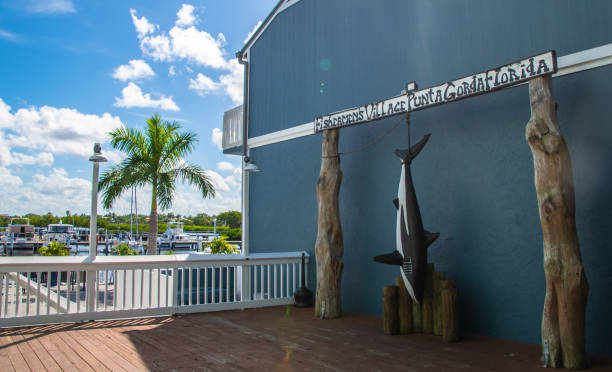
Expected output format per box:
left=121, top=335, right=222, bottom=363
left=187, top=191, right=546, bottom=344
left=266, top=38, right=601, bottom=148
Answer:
left=99, top=114, right=215, bottom=254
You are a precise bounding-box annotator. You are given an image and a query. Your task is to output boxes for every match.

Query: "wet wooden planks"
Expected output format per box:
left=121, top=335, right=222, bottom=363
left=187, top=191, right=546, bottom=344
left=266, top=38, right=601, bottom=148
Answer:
left=1, top=307, right=611, bottom=371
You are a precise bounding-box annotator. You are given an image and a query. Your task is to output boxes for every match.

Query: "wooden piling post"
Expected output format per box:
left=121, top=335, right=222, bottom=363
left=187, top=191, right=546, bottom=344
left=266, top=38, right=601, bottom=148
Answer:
left=412, top=299, right=422, bottom=333
left=526, top=75, right=588, bottom=369
left=440, top=280, right=458, bottom=342
left=383, top=286, right=399, bottom=335
left=422, top=264, right=435, bottom=334
left=314, top=128, right=344, bottom=319
left=433, top=271, right=446, bottom=336
left=395, top=277, right=412, bottom=334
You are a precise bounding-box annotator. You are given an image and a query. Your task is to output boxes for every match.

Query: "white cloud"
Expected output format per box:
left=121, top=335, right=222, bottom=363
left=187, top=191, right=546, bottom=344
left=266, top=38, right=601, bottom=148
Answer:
left=130, top=9, right=156, bottom=38
left=214, top=162, right=241, bottom=192
left=162, top=182, right=241, bottom=216
left=244, top=21, right=262, bottom=44
left=139, top=34, right=173, bottom=62
left=135, top=15, right=227, bottom=69
left=0, top=99, right=13, bottom=128
left=32, top=168, right=90, bottom=197
left=1, top=146, right=55, bottom=167
left=0, top=28, right=19, bottom=41
left=225, top=167, right=242, bottom=189
left=211, top=128, right=222, bottom=150
left=112, top=59, right=155, bottom=82
left=129, top=5, right=248, bottom=104
left=166, top=25, right=227, bottom=68
left=0, top=94, right=242, bottom=216
left=216, top=161, right=236, bottom=172
left=0, top=168, right=92, bottom=215
left=114, top=82, right=179, bottom=111
left=168, top=65, right=176, bottom=76
left=176, top=4, right=197, bottom=27
left=0, top=167, right=23, bottom=188
left=206, top=170, right=230, bottom=192
left=103, top=150, right=125, bottom=164
left=188, top=60, right=243, bottom=104
left=0, top=165, right=241, bottom=217
left=100, top=165, right=242, bottom=216
left=0, top=98, right=124, bottom=160
left=0, top=99, right=136, bottom=215
left=218, top=59, right=244, bottom=104
left=189, top=73, right=219, bottom=94
left=28, top=0, right=75, bottom=14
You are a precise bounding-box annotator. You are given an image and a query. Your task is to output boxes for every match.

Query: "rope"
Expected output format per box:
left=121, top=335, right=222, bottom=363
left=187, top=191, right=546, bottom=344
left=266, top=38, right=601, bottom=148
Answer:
left=321, top=113, right=408, bottom=159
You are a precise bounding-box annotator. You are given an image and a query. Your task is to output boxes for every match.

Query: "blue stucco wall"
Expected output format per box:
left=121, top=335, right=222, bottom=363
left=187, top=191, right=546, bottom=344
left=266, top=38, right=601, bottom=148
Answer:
left=246, top=0, right=612, bottom=357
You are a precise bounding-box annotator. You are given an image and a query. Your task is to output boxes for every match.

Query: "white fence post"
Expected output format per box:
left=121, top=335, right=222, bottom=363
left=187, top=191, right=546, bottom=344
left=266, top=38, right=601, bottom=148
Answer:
left=86, top=269, right=96, bottom=315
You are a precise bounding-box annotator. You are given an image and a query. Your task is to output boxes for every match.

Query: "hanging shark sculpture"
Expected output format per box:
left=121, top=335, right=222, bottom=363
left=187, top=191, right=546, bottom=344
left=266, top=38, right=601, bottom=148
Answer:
left=373, top=133, right=439, bottom=304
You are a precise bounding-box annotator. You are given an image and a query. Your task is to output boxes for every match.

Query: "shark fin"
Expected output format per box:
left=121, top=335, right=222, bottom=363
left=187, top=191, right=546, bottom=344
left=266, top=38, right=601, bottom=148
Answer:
left=373, top=250, right=403, bottom=266
left=392, top=198, right=399, bottom=210
left=394, top=134, right=432, bottom=162
left=425, top=230, right=440, bottom=248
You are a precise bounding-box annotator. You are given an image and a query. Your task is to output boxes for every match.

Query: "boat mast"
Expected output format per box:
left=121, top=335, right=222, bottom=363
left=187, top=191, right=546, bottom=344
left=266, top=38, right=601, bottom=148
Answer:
left=135, top=187, right=139, bottom=237
left=130, top=186, right=134, bottom=237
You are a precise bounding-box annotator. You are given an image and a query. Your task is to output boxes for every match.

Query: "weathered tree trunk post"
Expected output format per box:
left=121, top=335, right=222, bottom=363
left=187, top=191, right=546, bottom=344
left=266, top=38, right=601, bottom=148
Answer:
left=315, top=128, right=344, bottom=319
left=396, top=277, right=413, bottom=334
left=441, top=280, right=458, bottom=343
left=526, top=75, right=589, bottom=369
left=412, top=299, right=423, bottom=333
left=422, top=264, right=435, bottom=334
left=383, top=286, right=399, bottom=335
left=433, top=271, right=446, bottom=336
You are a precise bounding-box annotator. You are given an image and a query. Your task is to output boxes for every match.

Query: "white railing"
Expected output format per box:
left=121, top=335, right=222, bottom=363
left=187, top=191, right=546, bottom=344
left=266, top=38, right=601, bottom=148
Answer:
left=222, top=105, right=243, bottom=151
left=0, top=252, right=308, bottom=328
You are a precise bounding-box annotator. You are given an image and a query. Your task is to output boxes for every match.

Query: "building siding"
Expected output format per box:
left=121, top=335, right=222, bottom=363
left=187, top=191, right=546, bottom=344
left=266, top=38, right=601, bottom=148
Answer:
left=246, top=0, right=612, bottom=357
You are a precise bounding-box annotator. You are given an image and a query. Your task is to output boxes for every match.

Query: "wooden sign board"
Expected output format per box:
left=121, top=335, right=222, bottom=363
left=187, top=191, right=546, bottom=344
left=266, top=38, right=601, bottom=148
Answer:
left=314, top=51, right=557, bottom=133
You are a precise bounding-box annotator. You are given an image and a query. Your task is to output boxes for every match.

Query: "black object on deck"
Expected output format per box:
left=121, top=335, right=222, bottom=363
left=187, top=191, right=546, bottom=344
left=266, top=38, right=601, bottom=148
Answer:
left=294, top=253, right=314, bottom=308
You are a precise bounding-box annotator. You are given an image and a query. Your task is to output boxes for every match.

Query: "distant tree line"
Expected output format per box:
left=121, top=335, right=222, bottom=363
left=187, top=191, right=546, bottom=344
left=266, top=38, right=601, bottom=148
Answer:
left=0, top=211, right=241, bottom=239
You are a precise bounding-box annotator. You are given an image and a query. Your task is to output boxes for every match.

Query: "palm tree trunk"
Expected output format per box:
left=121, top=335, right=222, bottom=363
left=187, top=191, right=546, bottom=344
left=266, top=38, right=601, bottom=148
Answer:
left=148, top=186, right=158, bottom=255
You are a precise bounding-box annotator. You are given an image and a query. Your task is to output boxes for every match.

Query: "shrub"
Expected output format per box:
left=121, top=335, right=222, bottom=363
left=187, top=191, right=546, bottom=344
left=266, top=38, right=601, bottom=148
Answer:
left=203, top=237, right=239, bottom=254
left=111, top=243, right=138, bottom=256
left=226, top=228, right=241, bottom=240
left=39, top=241, right=70, bottom=256
left=164, top=249, right=174, bottom=255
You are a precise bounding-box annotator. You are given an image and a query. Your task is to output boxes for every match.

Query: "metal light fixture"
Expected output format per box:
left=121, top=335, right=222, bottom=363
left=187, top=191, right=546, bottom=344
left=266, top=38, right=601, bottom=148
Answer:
left=244, top=156, right=260, bottom=172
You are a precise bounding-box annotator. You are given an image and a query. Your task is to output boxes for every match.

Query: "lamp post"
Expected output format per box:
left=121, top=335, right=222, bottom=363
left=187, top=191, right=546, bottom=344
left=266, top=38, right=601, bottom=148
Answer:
left=86, top=143, right=107, bottom=314
left=88, top=143, right=107, bottom=259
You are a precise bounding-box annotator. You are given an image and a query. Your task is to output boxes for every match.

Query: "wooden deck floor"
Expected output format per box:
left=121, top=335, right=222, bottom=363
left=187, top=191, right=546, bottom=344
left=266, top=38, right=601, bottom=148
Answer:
left=1, top=306, right=610, bottom=371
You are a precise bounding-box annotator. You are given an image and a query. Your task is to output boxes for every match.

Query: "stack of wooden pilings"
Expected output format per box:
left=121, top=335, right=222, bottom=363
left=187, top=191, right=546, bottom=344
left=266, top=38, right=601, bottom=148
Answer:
left=382, top=263, right=458, bottom=342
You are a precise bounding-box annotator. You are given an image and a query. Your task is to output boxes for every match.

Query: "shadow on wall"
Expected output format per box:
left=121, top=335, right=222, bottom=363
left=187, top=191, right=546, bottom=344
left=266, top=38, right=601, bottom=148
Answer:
left=559, top=70, right=612, bottom=358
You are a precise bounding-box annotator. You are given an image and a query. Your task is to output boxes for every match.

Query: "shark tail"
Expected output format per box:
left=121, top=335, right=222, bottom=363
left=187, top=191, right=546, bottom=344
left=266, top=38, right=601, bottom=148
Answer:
left=394, top=134, right=432, bottom=162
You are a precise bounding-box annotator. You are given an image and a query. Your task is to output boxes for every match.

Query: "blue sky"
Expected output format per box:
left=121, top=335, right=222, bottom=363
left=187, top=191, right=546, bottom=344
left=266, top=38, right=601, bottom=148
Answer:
left=0, top=0, right=277, bottom=217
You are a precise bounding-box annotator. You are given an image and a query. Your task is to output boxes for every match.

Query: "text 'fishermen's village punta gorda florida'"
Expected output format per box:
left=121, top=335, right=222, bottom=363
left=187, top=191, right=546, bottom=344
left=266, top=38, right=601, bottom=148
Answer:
left=315, top=51, right=556, bottom=132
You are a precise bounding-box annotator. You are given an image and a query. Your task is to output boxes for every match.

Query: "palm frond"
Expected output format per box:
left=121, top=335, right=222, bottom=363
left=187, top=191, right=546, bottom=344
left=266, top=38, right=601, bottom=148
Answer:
left=109, top=126, right=147, bottom=157
left=157, top=171, right=176, bottom=210
left=160, top=131, right=198, bottom=168
left=99, top=157, right=149, bottom=209
left=166, top=163, right=216, bottom=199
